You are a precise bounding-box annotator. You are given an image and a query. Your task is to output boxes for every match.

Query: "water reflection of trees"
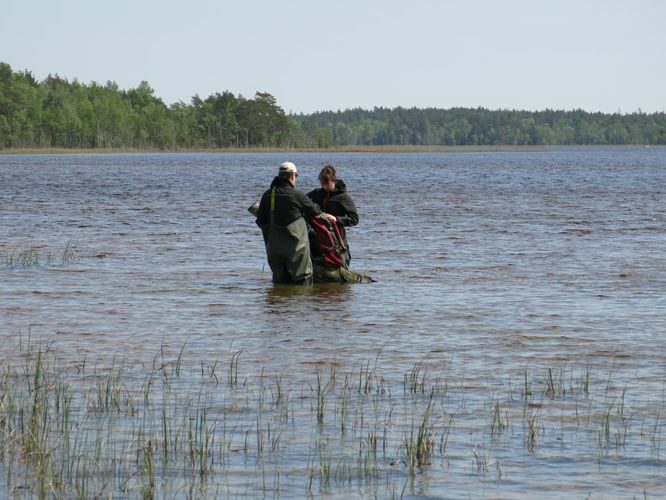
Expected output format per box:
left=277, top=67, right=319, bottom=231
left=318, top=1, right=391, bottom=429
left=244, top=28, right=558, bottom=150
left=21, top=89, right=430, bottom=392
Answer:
left=265, top=283, right=354, bottom=300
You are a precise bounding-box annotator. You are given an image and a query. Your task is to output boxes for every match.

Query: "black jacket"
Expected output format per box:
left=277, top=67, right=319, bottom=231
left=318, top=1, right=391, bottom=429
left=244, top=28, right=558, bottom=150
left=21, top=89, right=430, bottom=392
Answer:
left=256, top=176, right=321, bottom=228
left=307, top=180, right=359, bottom=228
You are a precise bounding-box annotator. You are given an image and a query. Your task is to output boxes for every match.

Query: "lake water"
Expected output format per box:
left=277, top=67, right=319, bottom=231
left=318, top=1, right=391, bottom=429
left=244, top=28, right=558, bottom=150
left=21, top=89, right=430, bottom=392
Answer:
left=1, top=148, right=665, bottom=498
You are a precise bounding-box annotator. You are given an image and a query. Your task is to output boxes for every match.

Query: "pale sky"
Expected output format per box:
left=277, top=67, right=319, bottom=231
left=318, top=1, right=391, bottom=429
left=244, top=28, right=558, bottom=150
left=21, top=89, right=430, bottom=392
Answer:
left=2, top=0, right=664, bottom=114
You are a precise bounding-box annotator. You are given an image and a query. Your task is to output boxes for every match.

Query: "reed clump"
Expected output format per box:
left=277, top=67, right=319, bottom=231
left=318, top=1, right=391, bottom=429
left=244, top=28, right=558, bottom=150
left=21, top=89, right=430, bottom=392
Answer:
left=2, top=240, right=81, bottom=269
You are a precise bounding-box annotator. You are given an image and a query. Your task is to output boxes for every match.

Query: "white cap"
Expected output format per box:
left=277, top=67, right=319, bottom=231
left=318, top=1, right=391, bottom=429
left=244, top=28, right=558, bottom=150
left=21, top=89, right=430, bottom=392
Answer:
left=279, top=161, right=298, bottom=175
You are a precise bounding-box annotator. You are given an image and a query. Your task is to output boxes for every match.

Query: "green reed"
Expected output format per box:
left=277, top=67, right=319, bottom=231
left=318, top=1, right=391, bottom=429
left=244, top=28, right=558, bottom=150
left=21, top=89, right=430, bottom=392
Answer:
left=403, top=395, right=436, bottom=477
left=491, top=401, right=508, bottom=437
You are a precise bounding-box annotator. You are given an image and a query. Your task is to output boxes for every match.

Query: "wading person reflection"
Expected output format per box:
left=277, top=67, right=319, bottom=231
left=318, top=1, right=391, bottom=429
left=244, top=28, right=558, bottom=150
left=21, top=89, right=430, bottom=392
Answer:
left=307, top=165, right=359, bottom=267
left=255, top=162, right=336, bottom=284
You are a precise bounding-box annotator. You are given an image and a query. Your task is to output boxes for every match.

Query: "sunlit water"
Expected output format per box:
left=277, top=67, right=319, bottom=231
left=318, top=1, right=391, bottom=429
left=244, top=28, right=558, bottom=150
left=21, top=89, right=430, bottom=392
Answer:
left=1, top=148, right=665, bottom=497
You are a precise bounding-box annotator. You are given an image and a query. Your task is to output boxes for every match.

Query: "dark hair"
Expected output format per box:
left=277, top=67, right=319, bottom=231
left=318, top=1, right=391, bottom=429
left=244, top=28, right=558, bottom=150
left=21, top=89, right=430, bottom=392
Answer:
left=318, top=165, right=337, bottom=185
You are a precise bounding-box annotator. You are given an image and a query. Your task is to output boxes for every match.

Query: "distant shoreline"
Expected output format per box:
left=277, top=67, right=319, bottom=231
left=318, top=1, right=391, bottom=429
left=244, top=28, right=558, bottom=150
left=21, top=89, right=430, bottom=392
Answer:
left=1, top=144, right=655, bottom=155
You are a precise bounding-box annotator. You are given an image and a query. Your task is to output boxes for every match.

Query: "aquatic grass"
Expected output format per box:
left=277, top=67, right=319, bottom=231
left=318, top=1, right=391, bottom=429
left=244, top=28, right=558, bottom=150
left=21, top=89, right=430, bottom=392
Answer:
left=522, top=366, right=533, bottom=402
left=337, top=384, right=351, bottom=436
left=228, top=350, right=242, bottom=387
left=59, top=239, right=81, bottom=266
left=271, top=369, right=286, bottom=408
left=155, top=337, right=190, bottom=378
left=472, top=442, right=489, bottom=474
left=1, top=240, right=81, bottom=269
left=140, top=439, right=155, bottom=499
left=318, top=449, right=332, bottom=488
left=580, top=365, right=591, bottom=395
left=490, top=401, right=508, bottom=437
left=358, top=359, right=373, bottom=395
left=597, top=391, right=631, bottom=451
left=0, top=344, right=664, bottom=497
left=525, top=411, right=540, bottom=452
left=641, top=412, right=662, bottom=456
left=2, top=246, right=40, bottom=269
left=402, top=395, right=436, bottom=477
left=438, top=415, right=454, bottom=456
left=315, top=366, right=333, bottom=425
left=404, top=362, right=429, bottom=395
left=88, top=362, right=136, bottom=415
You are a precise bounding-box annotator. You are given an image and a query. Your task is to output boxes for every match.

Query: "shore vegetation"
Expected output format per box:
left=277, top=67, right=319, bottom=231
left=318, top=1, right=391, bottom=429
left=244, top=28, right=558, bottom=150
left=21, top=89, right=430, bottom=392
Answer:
left=2, top=62, right=665, bottom=152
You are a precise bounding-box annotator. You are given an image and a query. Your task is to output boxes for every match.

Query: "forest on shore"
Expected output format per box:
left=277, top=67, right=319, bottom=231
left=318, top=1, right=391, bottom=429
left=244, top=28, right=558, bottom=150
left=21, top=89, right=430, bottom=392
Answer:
left=2, top=62, right=665, bottom=150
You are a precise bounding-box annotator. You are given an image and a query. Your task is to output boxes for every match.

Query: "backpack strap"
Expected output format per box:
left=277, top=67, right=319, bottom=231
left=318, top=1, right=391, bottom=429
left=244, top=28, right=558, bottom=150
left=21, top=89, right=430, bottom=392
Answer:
left=270, top=187, right=276, bottom=224
left=331, top=219, right=347, bottom=252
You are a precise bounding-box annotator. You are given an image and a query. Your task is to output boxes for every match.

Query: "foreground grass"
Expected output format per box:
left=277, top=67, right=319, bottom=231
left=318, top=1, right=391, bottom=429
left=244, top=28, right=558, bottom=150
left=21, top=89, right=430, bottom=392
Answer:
left=0, top=342, right=663, bottom=498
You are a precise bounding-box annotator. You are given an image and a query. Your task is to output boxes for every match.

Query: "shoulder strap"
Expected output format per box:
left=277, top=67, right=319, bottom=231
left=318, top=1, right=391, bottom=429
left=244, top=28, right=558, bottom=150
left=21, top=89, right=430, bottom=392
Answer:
left=270, top=187, right=276, bottom=224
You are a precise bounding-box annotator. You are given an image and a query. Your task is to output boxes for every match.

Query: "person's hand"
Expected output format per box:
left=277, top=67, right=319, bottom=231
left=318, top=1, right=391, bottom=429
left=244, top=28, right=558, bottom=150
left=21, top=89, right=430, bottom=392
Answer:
left=324, top=213, right=337, bottom=224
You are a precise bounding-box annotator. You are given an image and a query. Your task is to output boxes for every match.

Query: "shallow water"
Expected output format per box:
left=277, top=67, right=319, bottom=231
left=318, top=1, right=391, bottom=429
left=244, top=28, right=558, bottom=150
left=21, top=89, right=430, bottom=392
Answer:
left=1, top=147, right=665, bottom=497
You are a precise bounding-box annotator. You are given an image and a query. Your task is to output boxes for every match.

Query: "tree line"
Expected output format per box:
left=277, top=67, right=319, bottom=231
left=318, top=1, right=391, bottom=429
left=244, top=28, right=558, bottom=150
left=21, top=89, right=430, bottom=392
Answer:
left=296, top=106, right=666, bottom=147
left=1, top=62, right=665, bottom=150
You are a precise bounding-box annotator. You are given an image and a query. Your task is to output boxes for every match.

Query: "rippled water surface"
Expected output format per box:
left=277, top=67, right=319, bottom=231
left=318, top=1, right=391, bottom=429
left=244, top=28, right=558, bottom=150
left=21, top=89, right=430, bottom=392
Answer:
left=1, top=148, right=665, bottom=497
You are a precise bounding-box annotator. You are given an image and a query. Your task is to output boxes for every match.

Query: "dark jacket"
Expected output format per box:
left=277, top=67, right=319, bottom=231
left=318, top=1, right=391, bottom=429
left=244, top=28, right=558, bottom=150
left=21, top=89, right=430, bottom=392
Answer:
left=256, top=176, right=322, bottom=284
left=307, top=179, right=358, bottom=266
left=307, top=180, right=359, bottom=228
left=257, top=176, right=322, bottom=229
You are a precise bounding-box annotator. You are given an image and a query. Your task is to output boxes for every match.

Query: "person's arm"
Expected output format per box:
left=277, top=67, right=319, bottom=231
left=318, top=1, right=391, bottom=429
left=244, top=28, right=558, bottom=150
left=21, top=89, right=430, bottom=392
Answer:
left=299, top=190, right=337, bottom=224
left=335, top=194, right=359, bottom=227
left=296, top=190, right=322, bottom=219
left=255, top=193, right=269, bottom=228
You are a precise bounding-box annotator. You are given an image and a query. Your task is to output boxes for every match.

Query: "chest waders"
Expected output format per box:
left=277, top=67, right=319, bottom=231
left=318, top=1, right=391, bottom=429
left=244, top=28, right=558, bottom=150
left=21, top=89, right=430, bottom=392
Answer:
left=266, top=187, right=313, bottom=284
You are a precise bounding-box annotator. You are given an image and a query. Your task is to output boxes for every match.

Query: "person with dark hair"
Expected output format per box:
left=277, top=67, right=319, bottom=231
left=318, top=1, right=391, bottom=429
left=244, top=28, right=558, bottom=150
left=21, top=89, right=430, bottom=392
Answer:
left=255, top=161, right=336, bottom=284
left=307, top=165, right=359, bottom=267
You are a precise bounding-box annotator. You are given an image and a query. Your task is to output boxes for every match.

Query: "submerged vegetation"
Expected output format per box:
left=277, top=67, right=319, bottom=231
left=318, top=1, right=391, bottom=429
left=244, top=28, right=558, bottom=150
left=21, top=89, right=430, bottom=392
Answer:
left=1, top=240, right=80, bottom=269
left=0, top=341, right=663, bottom=497
left=1, top=61, right=665, bottom=151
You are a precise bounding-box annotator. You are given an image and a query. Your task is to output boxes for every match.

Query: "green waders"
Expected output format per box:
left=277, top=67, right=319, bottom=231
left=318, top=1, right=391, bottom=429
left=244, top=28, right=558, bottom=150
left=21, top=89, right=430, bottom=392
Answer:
left=265, top=188, right=313, bottom=284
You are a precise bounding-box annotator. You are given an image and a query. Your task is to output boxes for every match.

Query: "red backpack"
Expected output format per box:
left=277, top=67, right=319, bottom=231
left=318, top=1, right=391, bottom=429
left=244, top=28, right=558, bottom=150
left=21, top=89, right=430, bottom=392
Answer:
left=309, top=216, right=348, bottom=268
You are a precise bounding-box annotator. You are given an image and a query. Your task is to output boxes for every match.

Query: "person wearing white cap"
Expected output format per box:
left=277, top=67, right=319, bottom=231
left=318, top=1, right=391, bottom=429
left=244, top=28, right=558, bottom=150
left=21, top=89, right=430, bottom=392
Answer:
left=255, top=161, right=336, bottom=284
